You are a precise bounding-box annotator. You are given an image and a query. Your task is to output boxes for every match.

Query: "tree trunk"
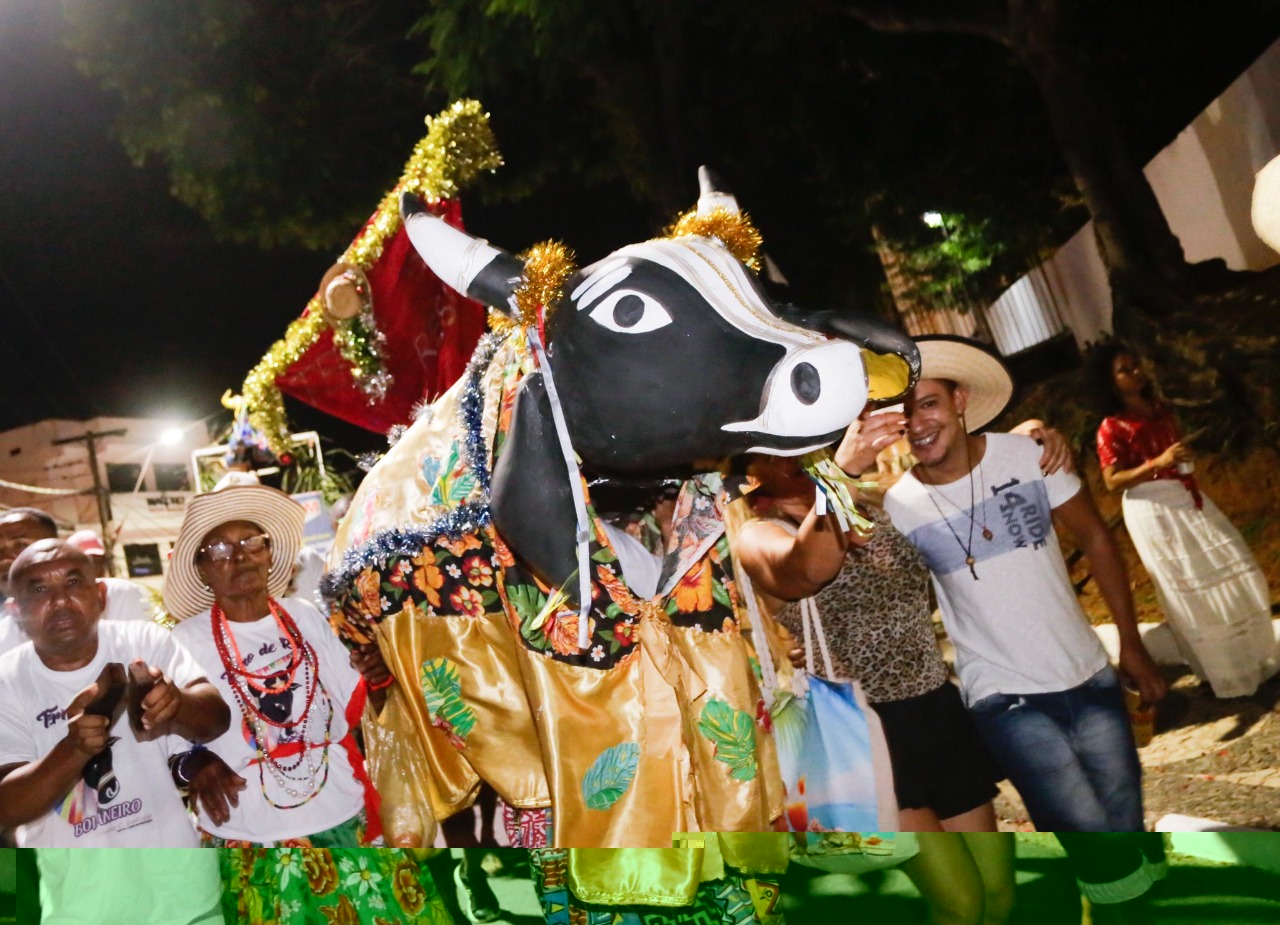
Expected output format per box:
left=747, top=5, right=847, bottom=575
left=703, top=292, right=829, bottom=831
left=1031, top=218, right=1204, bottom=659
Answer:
left=1009, top=1, right=1193, bottom=343
left=843, top=0, right=1197, bottom=344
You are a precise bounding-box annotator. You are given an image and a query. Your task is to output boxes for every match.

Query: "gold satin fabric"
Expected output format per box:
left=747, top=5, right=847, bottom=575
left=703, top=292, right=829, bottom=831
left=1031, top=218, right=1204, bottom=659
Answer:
left=368, top=601, right=550, bottom=835
left=566, top=833, right=790, bottom=906
left=517, top=609, right=698, bottom=847
left=669, top=626, right=784, bottom=831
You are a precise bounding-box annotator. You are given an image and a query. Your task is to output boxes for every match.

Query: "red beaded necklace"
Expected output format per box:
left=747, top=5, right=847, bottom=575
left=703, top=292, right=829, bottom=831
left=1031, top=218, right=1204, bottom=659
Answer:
left=211, top=597, right=334, bottom=807
left=213, top=598, right=317, bottom=727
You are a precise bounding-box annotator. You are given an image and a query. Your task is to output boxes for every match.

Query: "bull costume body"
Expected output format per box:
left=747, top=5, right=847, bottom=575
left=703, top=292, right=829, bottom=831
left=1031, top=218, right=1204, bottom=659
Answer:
left=322, top=172, right=918, bottom=847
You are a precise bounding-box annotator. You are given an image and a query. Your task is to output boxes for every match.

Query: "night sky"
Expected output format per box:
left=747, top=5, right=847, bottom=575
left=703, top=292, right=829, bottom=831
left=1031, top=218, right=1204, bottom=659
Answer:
left=1, top=2, right=1277, bottom=449
left=0, top=2, right=333, bottom=437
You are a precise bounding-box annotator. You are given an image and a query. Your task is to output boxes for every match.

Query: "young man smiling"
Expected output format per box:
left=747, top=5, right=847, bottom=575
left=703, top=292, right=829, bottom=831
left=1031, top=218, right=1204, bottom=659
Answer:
left=883, top=335, right=1167, bottom=833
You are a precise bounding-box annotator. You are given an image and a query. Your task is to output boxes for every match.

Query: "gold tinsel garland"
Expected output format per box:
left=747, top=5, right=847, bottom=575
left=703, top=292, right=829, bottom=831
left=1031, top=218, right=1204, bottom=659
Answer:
left=240, top=100, right=503, bottom=454
left=512, top=241, right=576, bottom=329
left=666, top=207, right=764, bottom=272
left=241, top=306, right=329, bottom=452
left=342, top=99, right=503, bottom=270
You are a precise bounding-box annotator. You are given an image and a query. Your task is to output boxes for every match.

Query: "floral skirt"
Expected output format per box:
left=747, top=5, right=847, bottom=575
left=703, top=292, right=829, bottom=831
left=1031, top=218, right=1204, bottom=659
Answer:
left=220, top=847, right=453, bottom=925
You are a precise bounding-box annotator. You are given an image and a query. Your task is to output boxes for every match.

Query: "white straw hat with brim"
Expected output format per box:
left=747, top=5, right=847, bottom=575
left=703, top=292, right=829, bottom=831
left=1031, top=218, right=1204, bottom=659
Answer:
left=1252, top=153, right=1280, bottom=253
left=163, top=485, right=305, bottom=620
left=915, top=335, right=1014, bottom=433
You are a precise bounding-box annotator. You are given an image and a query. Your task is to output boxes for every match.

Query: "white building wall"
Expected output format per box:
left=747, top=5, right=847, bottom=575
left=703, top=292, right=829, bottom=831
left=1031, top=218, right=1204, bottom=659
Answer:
left=0, top=416, right=209, bottom=585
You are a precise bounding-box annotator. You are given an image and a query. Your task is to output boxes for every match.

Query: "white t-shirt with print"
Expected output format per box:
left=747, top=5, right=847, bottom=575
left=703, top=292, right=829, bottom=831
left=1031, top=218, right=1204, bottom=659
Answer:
left=0, top=621, right=207, bottom=847
left=169, top=596, right=366, bottom=842
left=884, top=433, right=1109, bottom=706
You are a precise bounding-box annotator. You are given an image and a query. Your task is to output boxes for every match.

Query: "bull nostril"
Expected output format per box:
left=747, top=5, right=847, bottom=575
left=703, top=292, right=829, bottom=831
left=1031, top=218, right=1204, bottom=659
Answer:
left=791, top=362, right=821, bottom=405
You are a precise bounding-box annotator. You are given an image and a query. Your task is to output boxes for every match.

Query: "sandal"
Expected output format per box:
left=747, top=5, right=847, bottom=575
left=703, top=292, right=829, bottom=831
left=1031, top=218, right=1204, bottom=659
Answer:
left=454, top=863, right=503, bottom=924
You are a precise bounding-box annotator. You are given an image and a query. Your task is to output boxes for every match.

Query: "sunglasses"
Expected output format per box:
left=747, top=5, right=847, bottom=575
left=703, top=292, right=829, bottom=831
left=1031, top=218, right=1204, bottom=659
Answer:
left=198, top=533, right=272, bottom=562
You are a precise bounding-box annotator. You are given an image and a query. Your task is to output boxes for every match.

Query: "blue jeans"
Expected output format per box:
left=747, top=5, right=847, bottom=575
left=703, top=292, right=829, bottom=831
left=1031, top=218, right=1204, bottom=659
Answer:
left=969, top=666, right=1144, bottom=831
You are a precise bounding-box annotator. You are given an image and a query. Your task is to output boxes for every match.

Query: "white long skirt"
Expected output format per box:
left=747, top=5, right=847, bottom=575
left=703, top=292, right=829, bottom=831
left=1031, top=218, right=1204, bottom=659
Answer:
left=1122, top=479, right=1279, bottom=697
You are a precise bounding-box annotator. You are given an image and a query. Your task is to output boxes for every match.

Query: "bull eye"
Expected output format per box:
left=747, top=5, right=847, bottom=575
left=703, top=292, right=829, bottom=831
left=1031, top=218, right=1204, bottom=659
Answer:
left=588, top=289, right=672, bottom=334
left=614, top=294, right=645, bottom=327
left=791, top=361, right=821, bottom=405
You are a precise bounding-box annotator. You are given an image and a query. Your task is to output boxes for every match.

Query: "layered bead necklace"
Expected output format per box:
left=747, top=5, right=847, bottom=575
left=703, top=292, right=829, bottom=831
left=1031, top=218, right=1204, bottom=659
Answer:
left=212, top=597, right=333, bottom=808
left=917, top=435, right=992, bottom=581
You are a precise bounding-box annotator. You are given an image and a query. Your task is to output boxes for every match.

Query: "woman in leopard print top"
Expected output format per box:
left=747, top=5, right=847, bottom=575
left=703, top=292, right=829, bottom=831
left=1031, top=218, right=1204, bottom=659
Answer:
left=738, top=409, right=1070, bottom=837
left=774, top=504, right=947, bottom=703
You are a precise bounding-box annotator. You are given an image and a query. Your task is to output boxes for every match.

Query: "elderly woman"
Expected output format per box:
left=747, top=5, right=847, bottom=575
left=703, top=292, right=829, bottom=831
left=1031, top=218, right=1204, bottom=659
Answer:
left=163, top=485, right=452, bottom=925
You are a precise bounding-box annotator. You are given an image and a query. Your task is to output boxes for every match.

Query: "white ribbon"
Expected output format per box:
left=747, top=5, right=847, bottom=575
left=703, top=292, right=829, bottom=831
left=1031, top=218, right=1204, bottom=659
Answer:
left=526, top=326, right=594, bottom=651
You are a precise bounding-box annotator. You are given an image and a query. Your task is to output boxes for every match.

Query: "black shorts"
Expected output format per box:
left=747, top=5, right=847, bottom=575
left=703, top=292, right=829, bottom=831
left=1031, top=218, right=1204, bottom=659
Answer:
left=871, top=681, right=1004, bottom=821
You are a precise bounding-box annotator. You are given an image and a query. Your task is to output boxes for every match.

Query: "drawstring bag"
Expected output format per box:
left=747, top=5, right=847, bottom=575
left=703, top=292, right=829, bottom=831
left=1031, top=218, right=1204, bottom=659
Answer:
left=736, top=566, right=899, bottom=861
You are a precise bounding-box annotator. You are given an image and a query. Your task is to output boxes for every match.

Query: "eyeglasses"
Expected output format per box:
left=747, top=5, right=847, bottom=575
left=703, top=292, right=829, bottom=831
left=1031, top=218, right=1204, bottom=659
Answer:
left=198, top=533, right=272, bottom=562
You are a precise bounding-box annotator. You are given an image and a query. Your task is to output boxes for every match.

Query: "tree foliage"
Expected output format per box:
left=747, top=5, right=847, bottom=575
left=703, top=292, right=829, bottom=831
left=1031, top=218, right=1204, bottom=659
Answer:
left=60, top=0, right=1280, bottom=326
left=62, top=0, right=432, bottom=249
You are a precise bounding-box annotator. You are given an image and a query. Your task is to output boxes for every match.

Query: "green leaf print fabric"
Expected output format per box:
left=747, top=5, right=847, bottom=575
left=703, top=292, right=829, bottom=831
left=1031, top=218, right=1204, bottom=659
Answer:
left=220, top=848, right=453, bottom=925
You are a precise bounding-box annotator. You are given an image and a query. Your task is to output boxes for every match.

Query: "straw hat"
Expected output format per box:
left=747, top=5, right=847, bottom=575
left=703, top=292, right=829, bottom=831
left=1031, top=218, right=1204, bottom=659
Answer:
left=1252, top=153, right=1280, bottom=254
left=163, top=485, right=305, bottom=620
left=915, top=335, right=1014, bottom=433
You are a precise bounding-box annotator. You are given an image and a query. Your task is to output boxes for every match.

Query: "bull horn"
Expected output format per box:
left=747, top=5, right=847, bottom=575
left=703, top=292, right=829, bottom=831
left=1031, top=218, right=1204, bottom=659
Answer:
left=400, top=191, right=526, bottom=312
left=696, top=165, right=741, bottom=216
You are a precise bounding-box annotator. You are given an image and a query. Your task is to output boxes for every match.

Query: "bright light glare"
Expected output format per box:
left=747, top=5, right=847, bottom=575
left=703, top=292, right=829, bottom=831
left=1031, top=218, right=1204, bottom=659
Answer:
left=160, top=427, right=184, bottom=445
left=922, top=211, right=944, bottom=228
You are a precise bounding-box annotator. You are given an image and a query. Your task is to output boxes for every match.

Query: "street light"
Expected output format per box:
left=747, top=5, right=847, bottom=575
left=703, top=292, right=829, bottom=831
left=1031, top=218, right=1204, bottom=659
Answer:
left=921, top=211, right=945, bottom=229
left=159, top=426, right=184, bottom=446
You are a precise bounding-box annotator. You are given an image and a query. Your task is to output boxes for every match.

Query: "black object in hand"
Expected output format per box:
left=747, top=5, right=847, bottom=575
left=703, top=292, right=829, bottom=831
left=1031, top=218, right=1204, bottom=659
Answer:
left=83, top=662, right=127, bottom=724
left=126, top=661, right=157, bottom=735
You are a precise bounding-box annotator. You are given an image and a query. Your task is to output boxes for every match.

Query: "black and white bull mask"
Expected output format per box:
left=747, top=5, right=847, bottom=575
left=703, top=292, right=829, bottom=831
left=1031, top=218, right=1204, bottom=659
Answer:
left=398, top=177, right=918, bottom=589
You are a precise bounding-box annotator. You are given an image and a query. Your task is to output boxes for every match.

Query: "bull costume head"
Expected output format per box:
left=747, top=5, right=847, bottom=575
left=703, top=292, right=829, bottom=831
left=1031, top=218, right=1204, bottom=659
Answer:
left=399, top=168, right=918, bottom=592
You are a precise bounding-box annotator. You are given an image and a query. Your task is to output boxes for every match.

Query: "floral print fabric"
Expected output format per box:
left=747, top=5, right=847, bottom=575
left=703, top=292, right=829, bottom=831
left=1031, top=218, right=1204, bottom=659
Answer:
left=220, top=848, right=452, bottom=925
left=330, top=477, right=743, bottom=672
left=532, top=847, right=782, bottom=925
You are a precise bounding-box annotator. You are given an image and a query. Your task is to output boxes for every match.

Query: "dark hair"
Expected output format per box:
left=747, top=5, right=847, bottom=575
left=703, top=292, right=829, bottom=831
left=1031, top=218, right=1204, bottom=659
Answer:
left=1086, top=340, right=1155, bottom=418
left=0, top=507, right=57, bottom=535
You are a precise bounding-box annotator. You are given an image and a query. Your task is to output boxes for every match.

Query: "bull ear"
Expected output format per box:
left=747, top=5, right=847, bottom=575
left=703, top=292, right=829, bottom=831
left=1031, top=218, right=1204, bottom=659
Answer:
left=400, top=191, right=527, bottom=314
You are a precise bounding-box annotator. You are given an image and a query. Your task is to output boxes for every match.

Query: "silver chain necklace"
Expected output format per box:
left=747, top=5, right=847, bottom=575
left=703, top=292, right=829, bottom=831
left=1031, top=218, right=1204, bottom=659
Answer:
left=918, top=437, right=991, bottom=581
